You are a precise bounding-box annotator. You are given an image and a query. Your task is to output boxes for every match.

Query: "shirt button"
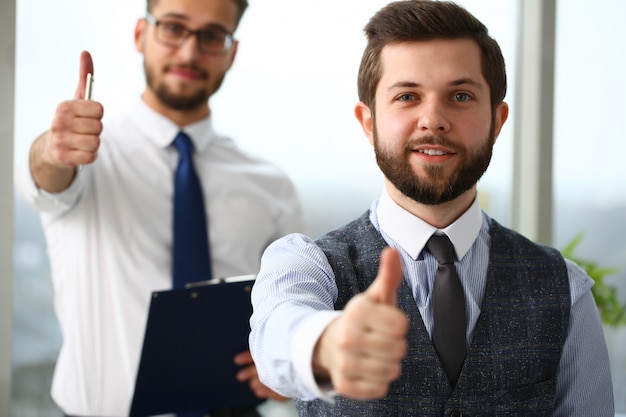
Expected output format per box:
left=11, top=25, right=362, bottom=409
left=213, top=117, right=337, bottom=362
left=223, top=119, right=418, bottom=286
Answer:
left=449, top=411, right=462, bottom=417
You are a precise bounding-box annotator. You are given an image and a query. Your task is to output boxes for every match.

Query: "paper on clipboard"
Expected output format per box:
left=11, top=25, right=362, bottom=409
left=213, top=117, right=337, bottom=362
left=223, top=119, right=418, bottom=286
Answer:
left=129, top=275, right=262, bottom=416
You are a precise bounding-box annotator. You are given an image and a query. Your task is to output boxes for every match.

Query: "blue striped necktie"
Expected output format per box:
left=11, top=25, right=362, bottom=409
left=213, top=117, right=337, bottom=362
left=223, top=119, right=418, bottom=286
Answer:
left=172, top=131, right=212, bottom=289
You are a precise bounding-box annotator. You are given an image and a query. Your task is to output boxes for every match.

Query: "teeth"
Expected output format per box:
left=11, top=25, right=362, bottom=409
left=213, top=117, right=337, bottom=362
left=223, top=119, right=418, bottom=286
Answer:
left=419, top=149, right=446, bottom=156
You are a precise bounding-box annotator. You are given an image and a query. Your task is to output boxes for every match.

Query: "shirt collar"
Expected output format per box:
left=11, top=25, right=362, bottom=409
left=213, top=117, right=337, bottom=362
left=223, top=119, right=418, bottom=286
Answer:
left=130, top=98, right=215, bottom=151
left=377, top=189, right=482, bottom=261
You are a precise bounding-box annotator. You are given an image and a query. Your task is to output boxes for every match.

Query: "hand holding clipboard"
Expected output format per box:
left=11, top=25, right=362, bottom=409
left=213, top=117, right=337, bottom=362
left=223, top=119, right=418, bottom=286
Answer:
left=130, top=276, right=264, bottom=416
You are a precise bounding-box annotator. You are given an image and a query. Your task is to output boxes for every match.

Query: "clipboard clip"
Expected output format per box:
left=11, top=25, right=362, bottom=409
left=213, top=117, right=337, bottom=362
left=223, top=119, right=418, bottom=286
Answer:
left=184, top=274, right=256, bottom=289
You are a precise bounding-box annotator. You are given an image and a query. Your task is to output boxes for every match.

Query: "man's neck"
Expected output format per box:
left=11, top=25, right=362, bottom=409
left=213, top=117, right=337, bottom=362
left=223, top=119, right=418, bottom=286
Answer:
left=141, top=92, right=210, bottom=127
left=385, top=182, right=477, bottom=229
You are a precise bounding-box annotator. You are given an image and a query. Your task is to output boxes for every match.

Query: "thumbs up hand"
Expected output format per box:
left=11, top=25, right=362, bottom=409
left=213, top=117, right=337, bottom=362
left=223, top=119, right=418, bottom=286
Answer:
left=312, top=247, right=409, bottom=400
left=32, top=51, right=105, bottom=192
left=45, top=50, right=103, bottom=169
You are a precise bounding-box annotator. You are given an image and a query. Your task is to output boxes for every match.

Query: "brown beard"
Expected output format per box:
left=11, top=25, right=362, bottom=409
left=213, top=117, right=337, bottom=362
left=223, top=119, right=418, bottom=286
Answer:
left=374, top=121, right=496, bottom=205
left=143, top=61, right=225, bottom=111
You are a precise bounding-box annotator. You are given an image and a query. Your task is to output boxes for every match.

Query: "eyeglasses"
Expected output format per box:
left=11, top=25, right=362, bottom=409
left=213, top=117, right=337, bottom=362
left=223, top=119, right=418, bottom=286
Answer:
left=145, top=13, right=234, bottom=55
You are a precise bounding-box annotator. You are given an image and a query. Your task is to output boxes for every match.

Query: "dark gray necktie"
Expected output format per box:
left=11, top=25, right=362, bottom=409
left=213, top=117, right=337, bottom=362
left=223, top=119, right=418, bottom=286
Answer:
left=427, top=233, right=467, bottom=386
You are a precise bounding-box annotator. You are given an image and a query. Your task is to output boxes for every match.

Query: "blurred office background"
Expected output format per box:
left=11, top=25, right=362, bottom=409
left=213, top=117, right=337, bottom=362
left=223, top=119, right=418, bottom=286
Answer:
left=3, top=0, right=625, bottom=415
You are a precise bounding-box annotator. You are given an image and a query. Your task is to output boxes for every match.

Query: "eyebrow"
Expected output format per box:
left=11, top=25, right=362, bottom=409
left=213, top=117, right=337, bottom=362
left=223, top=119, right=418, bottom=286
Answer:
left=157, top=12, right=232, bottom=33
left=387, top=78, right=484, bottom=92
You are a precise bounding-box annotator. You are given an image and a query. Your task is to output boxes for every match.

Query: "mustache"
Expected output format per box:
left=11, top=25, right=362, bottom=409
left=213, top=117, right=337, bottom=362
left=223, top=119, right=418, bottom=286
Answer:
left=165, top=64, right=209, bottom=79
left=406, top=135, right=461, bottom=152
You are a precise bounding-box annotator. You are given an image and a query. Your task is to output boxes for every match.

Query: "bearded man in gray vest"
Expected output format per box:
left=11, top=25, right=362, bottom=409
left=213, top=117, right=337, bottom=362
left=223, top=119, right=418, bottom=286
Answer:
left=248, top=1, right=614, bottom=416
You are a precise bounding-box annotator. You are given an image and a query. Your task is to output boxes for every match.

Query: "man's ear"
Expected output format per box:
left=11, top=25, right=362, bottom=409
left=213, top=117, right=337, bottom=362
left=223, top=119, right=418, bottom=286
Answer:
left=492, top=101, right=509, bottom=143
left=355, top=102, right=374, bottom=146
left=226, top=41, right=239, bottom=70
left=134, top=18, right=147, bottom=53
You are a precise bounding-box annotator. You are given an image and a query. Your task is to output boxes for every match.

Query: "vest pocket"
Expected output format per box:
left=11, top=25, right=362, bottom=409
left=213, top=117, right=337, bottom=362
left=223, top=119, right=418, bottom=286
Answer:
left=493, top=377, right=556, bottom=413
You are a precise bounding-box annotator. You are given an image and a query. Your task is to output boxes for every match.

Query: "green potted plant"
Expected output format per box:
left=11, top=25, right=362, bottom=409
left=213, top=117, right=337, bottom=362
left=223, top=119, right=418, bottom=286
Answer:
left=561, top=233, right=626, bottom=327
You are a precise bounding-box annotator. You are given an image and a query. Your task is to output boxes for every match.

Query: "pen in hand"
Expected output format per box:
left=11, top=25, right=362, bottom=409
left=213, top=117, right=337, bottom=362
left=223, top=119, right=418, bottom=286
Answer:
left=84, top=73, right=93, bottom=100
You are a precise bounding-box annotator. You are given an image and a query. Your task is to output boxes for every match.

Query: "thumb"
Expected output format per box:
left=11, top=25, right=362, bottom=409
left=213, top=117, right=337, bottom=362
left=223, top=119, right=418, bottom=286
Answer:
left=74, top=50, right=94, bottom=100
left=365, top=247, right=404, bottom=305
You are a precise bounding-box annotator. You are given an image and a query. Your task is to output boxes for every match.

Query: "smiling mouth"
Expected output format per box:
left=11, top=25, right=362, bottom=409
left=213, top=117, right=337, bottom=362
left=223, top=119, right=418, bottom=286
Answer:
left=418, top=149, right=448, bottom=156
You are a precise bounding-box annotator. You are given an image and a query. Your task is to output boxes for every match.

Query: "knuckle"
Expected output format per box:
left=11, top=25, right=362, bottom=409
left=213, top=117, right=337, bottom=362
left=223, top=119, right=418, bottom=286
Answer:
left=95, top=102, right=105, bottom=118
left=55, top=101, right=73, bottom=115
left=49, top=119, right=66, bottom=136
left=390, top=338, right=407, bottom=360
left=49, top=147, right=67, bottom=164
left=389, top=362, right=402, bottom=380
left=375, top=385, right=390, bottom=399
left=94, top=120, right=104, bottom=134
left=332, top=377, right=351, bottom=396
left=83, top=151, right=98, bottom=165
left=334, top=354, right=352, bottom=374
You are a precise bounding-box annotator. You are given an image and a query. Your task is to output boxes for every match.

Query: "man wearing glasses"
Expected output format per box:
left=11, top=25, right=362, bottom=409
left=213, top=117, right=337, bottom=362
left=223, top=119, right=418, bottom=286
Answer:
left=15, top=0, right=304, bottom=416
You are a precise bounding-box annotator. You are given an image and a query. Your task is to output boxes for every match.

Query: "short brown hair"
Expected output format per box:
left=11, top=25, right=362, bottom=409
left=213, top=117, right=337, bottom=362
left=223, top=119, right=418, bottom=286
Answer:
left=357, top=0, right=506, bottom=114
left=147, top=0, right=249, bottom=29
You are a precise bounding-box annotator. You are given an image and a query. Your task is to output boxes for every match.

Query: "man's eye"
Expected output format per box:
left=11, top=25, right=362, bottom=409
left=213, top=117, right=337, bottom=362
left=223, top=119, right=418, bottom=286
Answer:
left=199, top=31, right=224, bottom=43
left=453, top=93, right=471, bottom=102
left=398, top=94, right=415, bottom=102
left=162, top=23, right=186, bottom=37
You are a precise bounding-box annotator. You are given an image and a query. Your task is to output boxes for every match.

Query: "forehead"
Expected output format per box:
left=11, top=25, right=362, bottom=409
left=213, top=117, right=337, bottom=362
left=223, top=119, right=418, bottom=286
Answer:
left=152, top=0, right=238, bottom=29
left=379, top=38, right=485, bottom=89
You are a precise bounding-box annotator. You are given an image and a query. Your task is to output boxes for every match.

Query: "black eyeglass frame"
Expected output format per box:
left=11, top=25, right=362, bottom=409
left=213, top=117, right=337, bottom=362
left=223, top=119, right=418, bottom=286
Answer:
left=145, top=13, right=235, bottom=55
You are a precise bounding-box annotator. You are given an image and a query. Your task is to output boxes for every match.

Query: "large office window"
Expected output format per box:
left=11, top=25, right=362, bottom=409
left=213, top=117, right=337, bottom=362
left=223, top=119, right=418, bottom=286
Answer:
left=553, top=0, right=626, bottom=411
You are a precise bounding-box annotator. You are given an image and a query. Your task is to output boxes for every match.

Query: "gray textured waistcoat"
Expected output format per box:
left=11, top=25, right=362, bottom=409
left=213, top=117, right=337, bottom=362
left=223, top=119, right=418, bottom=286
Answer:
left=295, top=211, right=570, bottom=417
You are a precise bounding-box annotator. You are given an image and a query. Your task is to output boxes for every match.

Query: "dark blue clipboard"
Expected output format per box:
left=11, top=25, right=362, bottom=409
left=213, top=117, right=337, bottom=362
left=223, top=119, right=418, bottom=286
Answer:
left=129, top=275, right=262, bottom=416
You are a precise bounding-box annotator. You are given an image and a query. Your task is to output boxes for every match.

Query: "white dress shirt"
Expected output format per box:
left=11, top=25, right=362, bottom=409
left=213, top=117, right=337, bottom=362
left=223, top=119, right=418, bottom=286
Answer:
left=249, top=190, right=614, bottom=416
left=15, top=98, right=305, bottom=416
